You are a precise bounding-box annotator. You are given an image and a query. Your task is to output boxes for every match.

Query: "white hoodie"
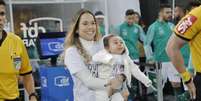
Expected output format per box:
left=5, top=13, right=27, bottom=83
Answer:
left=92, top=38, right=152, bottom=87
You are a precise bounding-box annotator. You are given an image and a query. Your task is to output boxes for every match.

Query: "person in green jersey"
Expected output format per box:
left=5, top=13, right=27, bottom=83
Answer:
left=144, top=4, right=183, bottom=100
left=95, top=11, right=106, bottom=36
left=116, top=9, right=146, bottom=100
left=118, top=9, right=145, bottom=61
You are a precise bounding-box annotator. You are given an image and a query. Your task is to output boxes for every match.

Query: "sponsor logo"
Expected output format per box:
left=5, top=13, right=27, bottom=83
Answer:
left=122, top=29, right=128, bottom=36
left=21, top=17, right=63, bottom=47
left=176, top=15, right=197, bottom=34
left=48, top=42, right=64, bottom=52
left=21, top=22, right=46, bottom=47
left=54, top=76, right=70, bottom=87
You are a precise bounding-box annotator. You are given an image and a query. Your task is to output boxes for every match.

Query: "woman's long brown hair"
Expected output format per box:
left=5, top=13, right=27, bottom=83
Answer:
left=64, top=9, right=101, bottom=63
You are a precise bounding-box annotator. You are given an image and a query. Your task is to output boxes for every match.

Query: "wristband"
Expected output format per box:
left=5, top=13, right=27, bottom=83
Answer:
left=181, top=71, right=191, bottom=82
left=184, top=78, right=192, bottom=84
left=29, top=92, right=38, bottom=100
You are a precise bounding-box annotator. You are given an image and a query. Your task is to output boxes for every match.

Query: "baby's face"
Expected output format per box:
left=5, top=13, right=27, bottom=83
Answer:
left=116, top=74, right=126, bottom=82
left=108, top=36, right=125, bottom=54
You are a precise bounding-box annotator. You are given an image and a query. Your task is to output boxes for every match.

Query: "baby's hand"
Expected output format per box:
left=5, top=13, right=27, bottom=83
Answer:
left=109, top=78, right=123, bottom=89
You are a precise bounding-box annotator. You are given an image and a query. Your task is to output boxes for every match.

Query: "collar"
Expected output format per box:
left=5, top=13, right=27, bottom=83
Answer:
left=79, top=37, right=94, bottom=45
left=79, top=37, right=95, bottom=55
left=0, top=30, right=7, bottom=46
left=157, top=19, right=169, bottom=24
left=124, top=22, right=134, bottom=27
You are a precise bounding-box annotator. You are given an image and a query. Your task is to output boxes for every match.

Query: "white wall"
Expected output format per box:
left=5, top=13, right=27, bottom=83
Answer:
left=107, top=0, right=140, bottom=26
left=84, top=0, right=140, bottom=34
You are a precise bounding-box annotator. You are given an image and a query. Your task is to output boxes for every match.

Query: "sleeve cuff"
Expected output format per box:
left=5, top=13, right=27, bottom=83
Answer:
left=20, top=71, right=32, bottom=76
left=175, top=33, right=191, bottom=41
left=181, top=71, right=191, bottom=82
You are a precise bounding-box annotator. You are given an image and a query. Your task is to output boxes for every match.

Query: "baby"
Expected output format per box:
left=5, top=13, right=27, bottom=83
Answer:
left=93, top=34, right=152, bottom=101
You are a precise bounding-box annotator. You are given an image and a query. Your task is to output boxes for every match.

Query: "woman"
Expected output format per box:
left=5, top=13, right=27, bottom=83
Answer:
left=64, top=9, right=120, bottom=101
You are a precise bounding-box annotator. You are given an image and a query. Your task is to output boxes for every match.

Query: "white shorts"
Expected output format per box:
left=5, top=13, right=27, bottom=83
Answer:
left=161, top=62, right=181, bottom=83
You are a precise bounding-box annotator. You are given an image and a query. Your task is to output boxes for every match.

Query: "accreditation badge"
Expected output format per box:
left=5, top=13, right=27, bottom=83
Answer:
left=13, top=56, right=22, bottom=70
left=122, top=29, right=128, bottom=36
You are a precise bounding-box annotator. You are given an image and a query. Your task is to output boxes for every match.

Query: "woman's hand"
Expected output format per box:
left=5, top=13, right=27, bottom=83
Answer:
left=108, top=77, right=123, bottom=90
left=105, top=77, right=124, bottom=97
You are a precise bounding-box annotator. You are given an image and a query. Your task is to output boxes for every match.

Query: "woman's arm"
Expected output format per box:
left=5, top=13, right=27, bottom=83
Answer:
left=75, top=68, right=108, bottom=90
left=64, top=47, right=108, bottom=90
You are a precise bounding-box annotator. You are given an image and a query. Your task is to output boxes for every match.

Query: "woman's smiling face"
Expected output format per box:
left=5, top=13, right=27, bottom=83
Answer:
left=78, top=13, right=97, bottom=41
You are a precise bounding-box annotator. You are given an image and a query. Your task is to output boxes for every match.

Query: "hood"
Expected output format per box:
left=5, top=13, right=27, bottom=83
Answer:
left=102, top=34, right=129, bottom=56
left=92, top=34, right=129, bottom=63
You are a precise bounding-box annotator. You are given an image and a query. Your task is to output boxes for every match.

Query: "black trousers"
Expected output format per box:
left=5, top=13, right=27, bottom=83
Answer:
left=194, top=72, right=201, bottom=101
